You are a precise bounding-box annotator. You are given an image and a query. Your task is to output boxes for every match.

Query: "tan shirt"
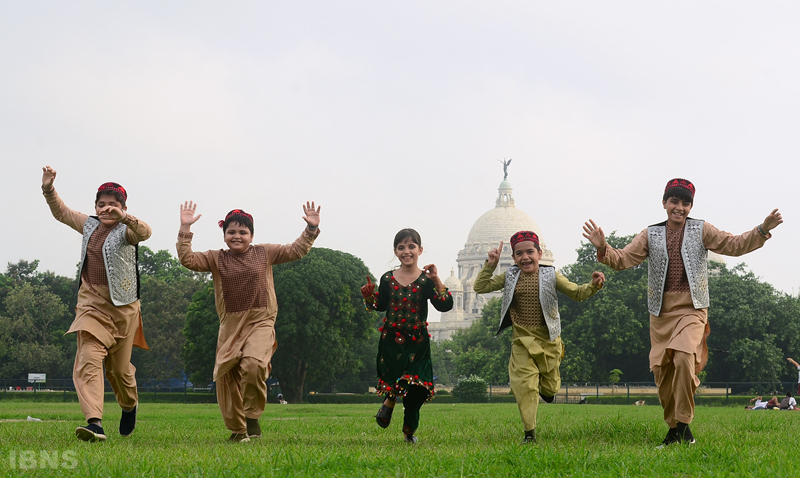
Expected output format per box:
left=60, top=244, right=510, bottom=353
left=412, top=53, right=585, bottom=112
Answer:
left=43, top=187, right=151, bottom=350
left=176, top=227, right=319, bottom=380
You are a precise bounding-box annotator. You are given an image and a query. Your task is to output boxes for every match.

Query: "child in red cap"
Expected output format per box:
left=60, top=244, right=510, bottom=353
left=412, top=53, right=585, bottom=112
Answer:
left=583, top=178, right=783, bottom=446
left=176, top=200, right=320, bottom=442
left=41, top=166, right=151, bottom=442
left=474, top=230, right=605, bottom=443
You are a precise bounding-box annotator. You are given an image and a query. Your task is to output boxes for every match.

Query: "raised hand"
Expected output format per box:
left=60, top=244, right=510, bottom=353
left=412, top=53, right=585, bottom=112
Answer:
left=42, top=166, right=57, bottom=189
left=97, top=205, right=126, bottom=221
left=582, top=220, right=607, bottom=250
left=762, top=209, right=783, bottom=232
left=180, top=201, right=202, bottom=227
left=361, top=275, right=375, bottom=300
left=487, top=240, right=503, bottom=267
left=591, top=271, right=606, bottom=288
left=302, top=201, right=321, bottom=228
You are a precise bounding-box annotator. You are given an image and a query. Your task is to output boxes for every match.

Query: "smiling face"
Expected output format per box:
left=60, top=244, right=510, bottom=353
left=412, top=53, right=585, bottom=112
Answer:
left=394, top=237, right=422, bottom=268
left=512, top=241, right=542, bottom=274
left=662, top=196, right=693, bottom=229
left=94, top=193, right=127, bottom=227
left=224, top=221, right=253, bottom=254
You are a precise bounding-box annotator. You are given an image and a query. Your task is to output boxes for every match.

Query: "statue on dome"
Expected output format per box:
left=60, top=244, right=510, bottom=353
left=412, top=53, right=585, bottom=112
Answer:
left=499, top=158, right=512, bottom=180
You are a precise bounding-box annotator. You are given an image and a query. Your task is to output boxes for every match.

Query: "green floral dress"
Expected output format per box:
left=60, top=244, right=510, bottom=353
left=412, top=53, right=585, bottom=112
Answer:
left=366, top=271, right=453, bottom=400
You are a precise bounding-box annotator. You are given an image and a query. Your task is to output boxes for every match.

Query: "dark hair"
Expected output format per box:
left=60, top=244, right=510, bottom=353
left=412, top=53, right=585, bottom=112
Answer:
left=787, top=392, right=793, bottom=398
left=393, top=228, right=421, bottom=249
left=223, top=215, right=254, bottom=235
left=662, top=187, right=693, bottom=205
left=95, top=190, right=126, bottom=208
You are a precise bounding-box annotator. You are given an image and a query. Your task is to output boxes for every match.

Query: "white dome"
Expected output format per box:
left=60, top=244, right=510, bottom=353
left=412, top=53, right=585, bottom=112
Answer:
left=466, top=206, right=542, bottom=245
left=708, top=251, right=726, bottom=264
left=444, top=269, right=463, bottom=291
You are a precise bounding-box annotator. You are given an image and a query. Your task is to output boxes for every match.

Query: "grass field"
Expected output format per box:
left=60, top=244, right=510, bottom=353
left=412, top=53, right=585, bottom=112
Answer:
left=1, top=401, right=799, bottom=477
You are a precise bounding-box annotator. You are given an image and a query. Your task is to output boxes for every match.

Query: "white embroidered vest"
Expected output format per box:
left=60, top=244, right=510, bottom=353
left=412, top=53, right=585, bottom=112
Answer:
left=495, top=265, right=561, bottom=341
left=79, top=217, right=140, bottom=306
left=646, top=218, right=708, bottom=316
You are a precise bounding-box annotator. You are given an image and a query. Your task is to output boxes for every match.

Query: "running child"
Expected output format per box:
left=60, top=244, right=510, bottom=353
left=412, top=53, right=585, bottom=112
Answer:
left=582, top=178, right=783, bottom=445
left=176, top=201, right=320, bottom=442
left=361, top=228, right=453, bottom=443
left=41, top=166, right=151, bottom=442
left=473, top=231, right=605, bottom=443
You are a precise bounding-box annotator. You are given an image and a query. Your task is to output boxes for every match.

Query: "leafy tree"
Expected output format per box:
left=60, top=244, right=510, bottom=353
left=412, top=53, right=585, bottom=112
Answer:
left=181, top=282, right=219, bottom=386
left=271, top=248, right=374, bottom=403
left=0, top=283, right=73, bottom=377
left=447, top=297, right=510, bottom=383
left=133, top=246, right=207, bottom=380
left=558, top=233, right=652, bottom=382
left=705, top=263, right=800, bottom=383
left=609, top=369, right=623, bottom=394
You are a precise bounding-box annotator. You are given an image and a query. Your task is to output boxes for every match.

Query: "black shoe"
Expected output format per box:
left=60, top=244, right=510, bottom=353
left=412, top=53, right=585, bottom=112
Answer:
left=228, top=433, right=250, bottom=443
left=657, top=428, right=679, bottom=448
left=522, top=430, right=536, bottom=444
left=76, top=423, right=107, bottom=442
left=375, top=404, right=394, bottom=428
left=539, top=393, right=555, bottom=403
left=402, top=425, right=417, bottom=444
left=119, top=405, right=137, bottom=437
left=246, top=418, right=262, bottom=438
left=676, top=422, right=695, bottom=444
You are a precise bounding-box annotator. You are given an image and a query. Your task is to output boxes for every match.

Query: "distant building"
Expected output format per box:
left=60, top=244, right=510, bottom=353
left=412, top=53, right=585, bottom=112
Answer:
left=429, top=175, right=554, bottom=341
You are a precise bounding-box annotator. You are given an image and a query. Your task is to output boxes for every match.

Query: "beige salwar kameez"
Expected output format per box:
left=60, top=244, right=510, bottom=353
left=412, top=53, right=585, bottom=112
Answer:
left=474, top=264, right=601, bottom=432
left=600, top=222, right=768, bottom=426
left=43, top=187, right=151, bottom=421
left=177, top=227, right=319, bottom=434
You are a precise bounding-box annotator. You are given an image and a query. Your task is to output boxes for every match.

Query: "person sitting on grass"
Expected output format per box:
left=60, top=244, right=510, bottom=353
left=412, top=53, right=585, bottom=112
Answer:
left=582, top=178, right=783, bottom=446
left=177, top=201, right=320, bottom=443
left=473, top=231, right=605, bottom=444
left=41, top=166, right=151, bottom=443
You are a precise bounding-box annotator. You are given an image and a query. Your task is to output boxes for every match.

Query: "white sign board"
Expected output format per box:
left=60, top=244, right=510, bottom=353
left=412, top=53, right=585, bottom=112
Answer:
left=28, top=373, right=46, bottom=383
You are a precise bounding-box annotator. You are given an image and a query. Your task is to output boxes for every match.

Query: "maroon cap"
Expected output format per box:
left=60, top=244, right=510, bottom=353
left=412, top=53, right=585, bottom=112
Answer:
left=97, top=182, right=127, bottom=201
left=664, top=178, right=695, bottom=197
left=218, top=209, right=254, bottom=228
left=510, top=230, right=539, bottom=249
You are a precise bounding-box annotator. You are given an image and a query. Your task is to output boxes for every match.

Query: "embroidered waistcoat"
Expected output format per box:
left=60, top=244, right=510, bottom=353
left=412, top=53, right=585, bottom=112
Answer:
left=495, top=265, right=561, bottom=341
left=646, top=218, right=708, bottom=316
left=79, top=217, right=140, bottom=306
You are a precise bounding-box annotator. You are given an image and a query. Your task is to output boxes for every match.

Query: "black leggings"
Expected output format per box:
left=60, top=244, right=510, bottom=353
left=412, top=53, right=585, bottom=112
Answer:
left=402, top=385, right=429, bottom=432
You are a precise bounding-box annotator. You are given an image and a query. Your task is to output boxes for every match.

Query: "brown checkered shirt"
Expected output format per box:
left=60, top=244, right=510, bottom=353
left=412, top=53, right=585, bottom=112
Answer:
left=217, top=245, right=270, bottom=313
left=664, top=226, right=690, bottom=293
left=81, top=224, right=114, bottom=286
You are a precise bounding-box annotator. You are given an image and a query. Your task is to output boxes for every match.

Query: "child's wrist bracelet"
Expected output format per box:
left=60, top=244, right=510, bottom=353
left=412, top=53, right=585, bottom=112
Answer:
left=758, top=224, right=768, bottom=236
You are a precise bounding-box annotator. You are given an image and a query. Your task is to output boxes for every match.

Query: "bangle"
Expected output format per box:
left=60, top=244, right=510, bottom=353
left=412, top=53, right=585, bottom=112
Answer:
left=307, top=225, right=318, bottom=230
left=758, top=224, right=768, bottom=236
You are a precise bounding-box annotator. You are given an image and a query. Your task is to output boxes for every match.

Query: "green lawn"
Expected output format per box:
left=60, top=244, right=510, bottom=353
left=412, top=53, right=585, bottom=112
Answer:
left=0, top=401, right=798, bottom=477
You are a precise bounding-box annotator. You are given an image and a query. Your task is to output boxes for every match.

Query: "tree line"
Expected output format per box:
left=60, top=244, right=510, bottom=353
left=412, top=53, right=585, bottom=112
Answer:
left=1, top=234, right=798, bottom=402
left=432, top=233, right=800, bottom=386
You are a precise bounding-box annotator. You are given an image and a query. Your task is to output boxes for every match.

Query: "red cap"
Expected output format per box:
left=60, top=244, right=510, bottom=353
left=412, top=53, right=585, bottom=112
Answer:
left=97, top=182, right=127, bottom=201
left=218, top=209, right=254, bottom=228
left=510, top=230, right=539, bottom=249
left=664, top=178, right=695, bottom=197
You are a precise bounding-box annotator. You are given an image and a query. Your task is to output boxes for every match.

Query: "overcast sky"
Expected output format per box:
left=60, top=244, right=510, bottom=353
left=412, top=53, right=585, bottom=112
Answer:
left=2, top=2, right=798, bottom=313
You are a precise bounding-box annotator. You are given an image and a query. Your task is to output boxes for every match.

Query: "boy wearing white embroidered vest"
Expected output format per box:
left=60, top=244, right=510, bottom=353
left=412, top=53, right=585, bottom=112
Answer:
left=473, top=231, right=605, bottom=443
left=582, top=178, right=783, bottom=446
left=41, top=166, right=151, bottom=442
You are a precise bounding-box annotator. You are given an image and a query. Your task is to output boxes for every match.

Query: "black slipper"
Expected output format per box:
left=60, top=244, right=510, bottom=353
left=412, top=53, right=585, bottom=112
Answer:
left=375, top=404, right=394, bottom=428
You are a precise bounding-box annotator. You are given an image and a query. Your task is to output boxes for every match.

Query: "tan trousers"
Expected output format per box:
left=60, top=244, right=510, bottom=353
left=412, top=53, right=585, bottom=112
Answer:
left=216, top=356, right=267, bottom=434
left=652, top=350, right=698, bottom=427
left=509, top=326, right=563, bottom=432
left=73, top=330, right=138, bottom=421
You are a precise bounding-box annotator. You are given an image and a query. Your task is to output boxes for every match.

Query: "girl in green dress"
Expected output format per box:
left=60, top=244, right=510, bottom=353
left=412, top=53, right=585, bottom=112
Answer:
left=361, top=228, right=453, bottom=443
